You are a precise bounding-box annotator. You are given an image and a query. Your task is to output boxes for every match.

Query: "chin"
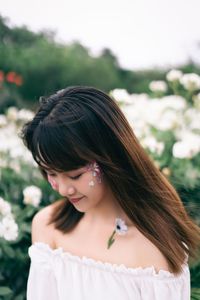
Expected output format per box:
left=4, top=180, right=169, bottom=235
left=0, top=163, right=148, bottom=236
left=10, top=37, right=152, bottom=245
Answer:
left=73, top=206, right=88, bottom=213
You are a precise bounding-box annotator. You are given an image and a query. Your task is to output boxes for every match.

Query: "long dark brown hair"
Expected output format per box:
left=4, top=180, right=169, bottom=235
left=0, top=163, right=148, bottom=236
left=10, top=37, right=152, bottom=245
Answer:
left=20, top=86, right=200, bottom=274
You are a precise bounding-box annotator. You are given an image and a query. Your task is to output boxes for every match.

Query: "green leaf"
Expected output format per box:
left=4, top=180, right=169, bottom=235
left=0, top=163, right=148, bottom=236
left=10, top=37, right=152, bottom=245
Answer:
left=191, top=288, right=200, bottom=300
left=1, top=244, right=15, bottom=258
left=0, top=287, right=13, bottom=296
left=14, top=294, right=24, bottom=300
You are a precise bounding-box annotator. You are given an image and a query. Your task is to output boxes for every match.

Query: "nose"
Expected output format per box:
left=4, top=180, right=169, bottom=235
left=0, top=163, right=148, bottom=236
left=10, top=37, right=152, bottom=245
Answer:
left=59, top=186, right=76, bottom=197
left=58, top=181, right=76, bottom=197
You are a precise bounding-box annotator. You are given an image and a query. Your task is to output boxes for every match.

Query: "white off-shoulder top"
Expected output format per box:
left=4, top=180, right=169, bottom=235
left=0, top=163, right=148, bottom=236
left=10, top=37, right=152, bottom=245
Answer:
left=27, top=242, right=190, bottom=300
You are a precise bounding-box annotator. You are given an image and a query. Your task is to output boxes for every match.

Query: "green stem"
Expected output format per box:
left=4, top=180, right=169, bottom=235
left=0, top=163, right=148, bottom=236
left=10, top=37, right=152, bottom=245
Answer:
left=107, top=230, right=116, bottom=249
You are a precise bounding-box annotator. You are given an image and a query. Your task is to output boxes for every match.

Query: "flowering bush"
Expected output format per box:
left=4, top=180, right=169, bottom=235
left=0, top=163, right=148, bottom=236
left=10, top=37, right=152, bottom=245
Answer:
left=111, top=70, right=200, bottom=195
left=0, top=70, right=24, bottom=115
left=0, top=70, right=23, bottom=88
left=0, top=107, right=59, bottom=299
left=0, top=197, right=18, bottom=241
left=149, top=80, right=168, bottom=95
left=0, top=70, right=200, bottom=298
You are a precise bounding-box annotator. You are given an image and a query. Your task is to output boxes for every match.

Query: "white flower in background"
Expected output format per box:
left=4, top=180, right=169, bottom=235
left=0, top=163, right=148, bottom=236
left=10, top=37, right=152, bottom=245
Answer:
left=141, top=136, right=165, bottom=155
left=149, top=81, right=167, bottom=93
left=172, top=132, right=200, bottom=158
left=9, top=144, right=26, bottom=159
left=121, top=99, right=152, bottom=139
left=0, top=123, right=20, bottom=153
left=183, top=108, right=200, bottom=130
left=22, top=151, right=37, bottom=166
left=0, top=115, right=7, bottom=127
left=121, top=95, right=187, bottom=138
left=18, top=109, right=34, bottom=122
left=23, top=185, right=42, bottom=207
left=166, top=69, right=183, bottom=82
left=161, top=95, right=187, bottom=110
left=132, top=121, right=151, bottom=140
left=0, top=215, right=19, bottom=241
left=141, top=96, right=185, bottom=131
left=156, top=110, right=180, bottom=131
left=110, top=89, right=133, bottom=104
left=0, top=197, right=18, bottom=241
left=174, top=129, right=197, bottom=140
left=0, top=197, right=12, bottom=216
left=0, top=122, right=33, bottom=159
left=172, top=141, right=200, bottom=159
left=6, top=107, right=19, bottom=122
left=180, top=73, right=200, bottom=91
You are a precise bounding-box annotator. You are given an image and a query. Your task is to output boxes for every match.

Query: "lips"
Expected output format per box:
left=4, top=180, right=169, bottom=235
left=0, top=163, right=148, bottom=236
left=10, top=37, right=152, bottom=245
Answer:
left=69, top=196, right=84, bottom=203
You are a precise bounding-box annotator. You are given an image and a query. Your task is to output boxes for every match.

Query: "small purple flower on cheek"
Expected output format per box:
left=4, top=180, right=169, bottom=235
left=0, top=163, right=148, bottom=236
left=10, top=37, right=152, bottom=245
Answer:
left=85, top=161, right=102, bottom=186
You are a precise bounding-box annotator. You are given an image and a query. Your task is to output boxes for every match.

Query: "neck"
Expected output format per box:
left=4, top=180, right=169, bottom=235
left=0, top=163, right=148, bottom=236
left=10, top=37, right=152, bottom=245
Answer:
left=81, top=188, right=133, bottom=229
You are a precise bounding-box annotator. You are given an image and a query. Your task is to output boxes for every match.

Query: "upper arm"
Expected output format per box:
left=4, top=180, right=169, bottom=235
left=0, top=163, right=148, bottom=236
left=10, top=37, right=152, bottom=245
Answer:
left=31, top=204, right=56, bottom=248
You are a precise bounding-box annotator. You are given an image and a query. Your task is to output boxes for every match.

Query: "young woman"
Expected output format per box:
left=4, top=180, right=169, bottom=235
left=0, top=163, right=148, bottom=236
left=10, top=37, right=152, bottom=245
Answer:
left=21, top=86, right=200, bottom=300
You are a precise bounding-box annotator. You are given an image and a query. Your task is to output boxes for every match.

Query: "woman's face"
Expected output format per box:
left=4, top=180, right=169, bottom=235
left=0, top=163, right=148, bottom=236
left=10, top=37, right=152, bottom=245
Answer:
left=45, top=162, right=109, bottom=213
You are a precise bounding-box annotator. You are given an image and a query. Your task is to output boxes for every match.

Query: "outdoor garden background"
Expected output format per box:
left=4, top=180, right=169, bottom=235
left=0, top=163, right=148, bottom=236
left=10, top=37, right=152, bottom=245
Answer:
left=0, top=15, right=200, bottom=299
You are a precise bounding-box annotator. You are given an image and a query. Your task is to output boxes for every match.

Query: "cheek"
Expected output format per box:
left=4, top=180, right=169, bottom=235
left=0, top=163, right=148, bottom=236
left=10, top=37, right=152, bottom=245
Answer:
left=83, top=173, right=106, bottom=197
left=47, top=175, right=59, bottom=190
left=83, top=172, right=100, bottom=189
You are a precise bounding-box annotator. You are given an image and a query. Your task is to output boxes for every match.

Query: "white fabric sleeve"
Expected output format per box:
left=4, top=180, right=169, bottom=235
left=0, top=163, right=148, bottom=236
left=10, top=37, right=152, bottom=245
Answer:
left=27, top=262, right=59, bottom=300
left=26, top=246, right=59, bottom=300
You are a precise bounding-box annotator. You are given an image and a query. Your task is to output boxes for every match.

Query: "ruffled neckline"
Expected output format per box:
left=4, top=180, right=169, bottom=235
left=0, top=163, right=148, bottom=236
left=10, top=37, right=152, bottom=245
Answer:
left=29, top=242, right=189, bottom=279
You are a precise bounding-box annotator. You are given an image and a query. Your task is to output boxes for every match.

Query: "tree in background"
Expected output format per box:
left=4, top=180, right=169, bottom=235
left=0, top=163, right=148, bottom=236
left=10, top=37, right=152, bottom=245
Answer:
left=1, top=14, right=199, bottom=113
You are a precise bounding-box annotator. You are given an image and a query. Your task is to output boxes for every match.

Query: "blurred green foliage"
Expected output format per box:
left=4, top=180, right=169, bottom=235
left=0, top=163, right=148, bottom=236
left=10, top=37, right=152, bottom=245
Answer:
left=1, top=14, right=200, bottom=113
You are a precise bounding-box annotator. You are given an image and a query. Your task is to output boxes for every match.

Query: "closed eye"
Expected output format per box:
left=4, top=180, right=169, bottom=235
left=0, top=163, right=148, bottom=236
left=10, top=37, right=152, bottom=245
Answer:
left=46, top=172, right=82, bottom=180
left=70, top=174, right=82, bottom=180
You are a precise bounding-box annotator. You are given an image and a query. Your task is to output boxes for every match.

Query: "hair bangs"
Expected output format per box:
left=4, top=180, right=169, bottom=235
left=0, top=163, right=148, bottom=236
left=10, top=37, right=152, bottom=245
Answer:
left=33, top=121, right=89, bottom=173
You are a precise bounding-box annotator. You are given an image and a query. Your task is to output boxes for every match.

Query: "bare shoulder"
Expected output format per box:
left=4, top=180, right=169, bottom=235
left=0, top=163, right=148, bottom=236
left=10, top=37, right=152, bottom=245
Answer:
left=31, top=199, right=64, bottom=247
left=124, top=227, right=171, bottom=273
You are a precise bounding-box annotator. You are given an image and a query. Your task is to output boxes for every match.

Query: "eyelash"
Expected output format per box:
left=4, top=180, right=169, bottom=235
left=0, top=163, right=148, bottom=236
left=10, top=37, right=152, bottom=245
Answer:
left=71, top=174, right=81, bottom=180
left=47, top=173, right=82, bottom=180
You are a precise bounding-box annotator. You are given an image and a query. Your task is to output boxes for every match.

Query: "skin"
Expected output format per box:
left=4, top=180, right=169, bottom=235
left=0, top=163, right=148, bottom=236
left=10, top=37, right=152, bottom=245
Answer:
left=32, top=164, right=171, bottom=273
left=46, top=164, right=133, bottom=227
